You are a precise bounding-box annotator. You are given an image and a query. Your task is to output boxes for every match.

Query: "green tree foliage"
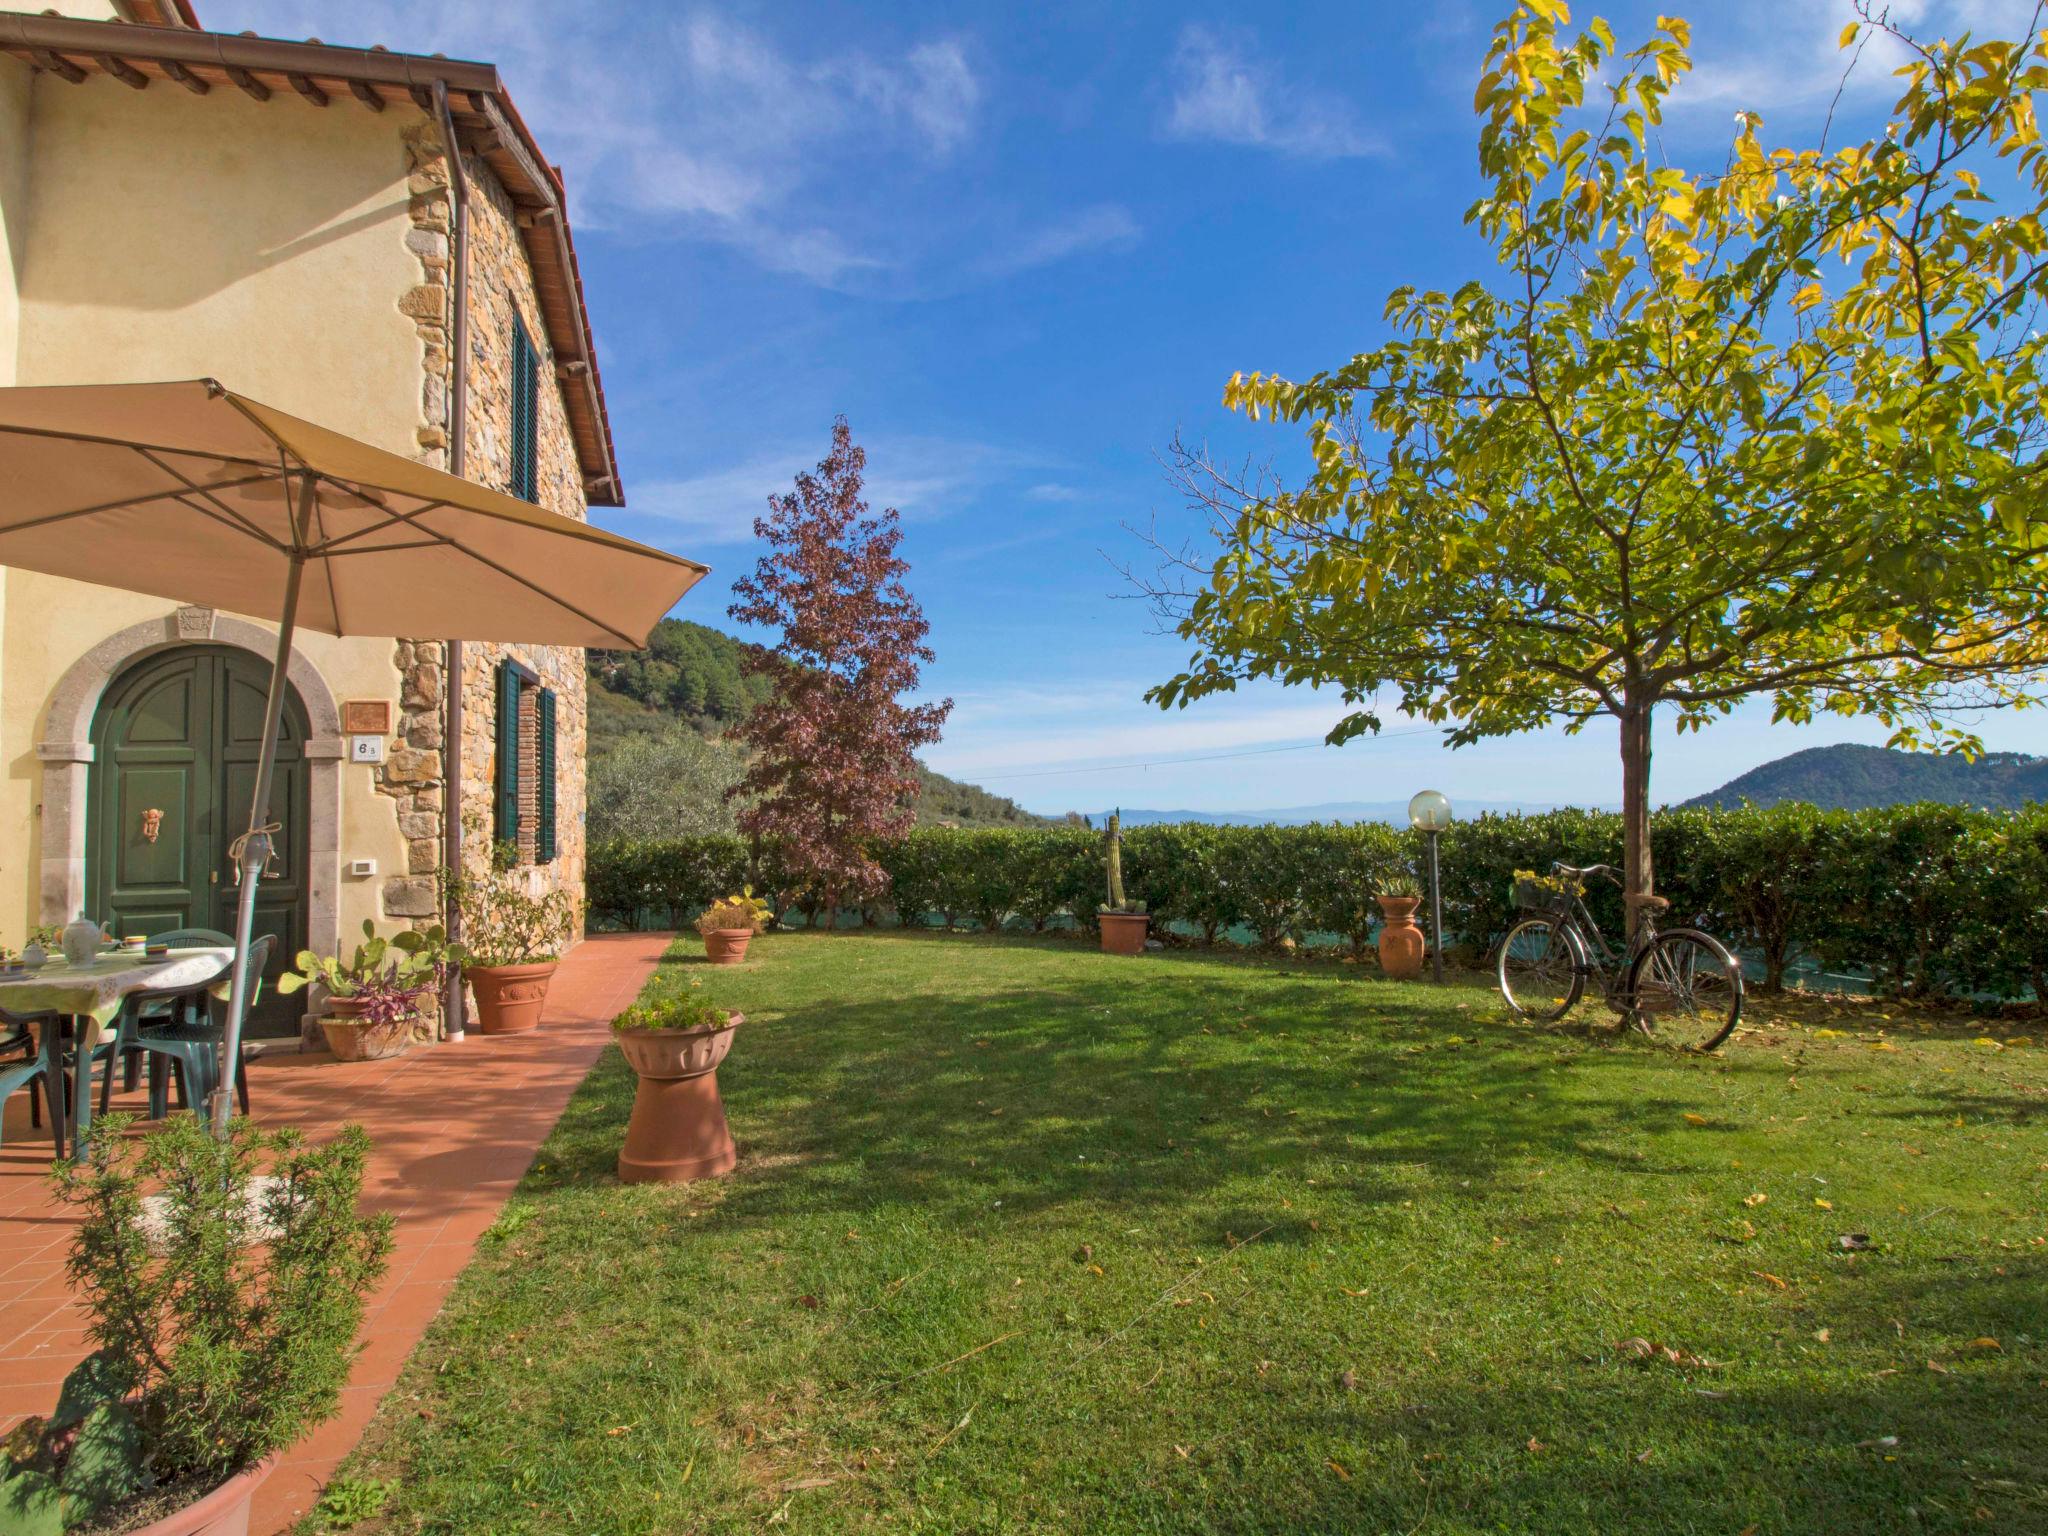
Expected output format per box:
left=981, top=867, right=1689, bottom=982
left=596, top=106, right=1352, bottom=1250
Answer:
left=586, top=724, right=747, bottom=843
left=588, top=618, right=772, bottom=739
left=1149, top=2, right=2048, bottom=936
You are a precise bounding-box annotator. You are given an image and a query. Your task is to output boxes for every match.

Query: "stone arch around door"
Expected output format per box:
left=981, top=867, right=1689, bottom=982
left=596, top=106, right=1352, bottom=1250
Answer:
left=37, top=610, right=344, bottom=962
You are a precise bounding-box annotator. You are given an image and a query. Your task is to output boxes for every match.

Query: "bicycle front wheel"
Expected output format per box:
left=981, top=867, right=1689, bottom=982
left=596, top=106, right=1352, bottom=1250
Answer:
left=1627, top=927, right=1744, bottom=1051
left=1498, top=917, right=1583, bottom=1022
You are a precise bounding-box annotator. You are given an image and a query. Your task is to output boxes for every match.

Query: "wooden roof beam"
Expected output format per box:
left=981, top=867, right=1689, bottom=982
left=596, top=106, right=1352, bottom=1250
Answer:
left=348, top=78, right=385, bottom=112
left=96, top=55, right=150, bottom=90
left=224, top=64, right=269, bottom=101
left=161, top=58, right=210, bottom=94
left=30, top=48, right=86, bottom=84
left=287, top=73, right=328, bottom=106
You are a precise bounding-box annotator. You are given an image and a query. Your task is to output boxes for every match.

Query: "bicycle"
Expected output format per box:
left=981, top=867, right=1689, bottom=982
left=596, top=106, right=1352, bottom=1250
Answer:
left=1495, top=862, right=1744, bottom=1051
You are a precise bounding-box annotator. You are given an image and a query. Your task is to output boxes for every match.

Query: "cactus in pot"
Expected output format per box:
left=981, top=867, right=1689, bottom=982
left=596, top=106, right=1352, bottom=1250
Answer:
left=1096, top=810, right=1149, bottom=954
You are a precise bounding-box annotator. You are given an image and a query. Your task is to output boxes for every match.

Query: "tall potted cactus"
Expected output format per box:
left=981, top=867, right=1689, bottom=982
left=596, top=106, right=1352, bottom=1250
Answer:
left=1097, top=809, right=1149, bottom=956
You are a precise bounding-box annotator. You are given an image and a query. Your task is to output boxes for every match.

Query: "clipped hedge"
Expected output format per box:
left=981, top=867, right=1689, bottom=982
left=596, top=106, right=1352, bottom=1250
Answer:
left=588, top=804, right=2048, bottom=1003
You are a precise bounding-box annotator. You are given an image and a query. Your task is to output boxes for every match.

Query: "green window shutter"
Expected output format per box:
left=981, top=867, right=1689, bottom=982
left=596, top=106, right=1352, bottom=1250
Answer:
left=511, top=315, right=538, bottom=502
left=494, top=660, right=520, bottom=848
left=536, top=687, right=557, bottom=864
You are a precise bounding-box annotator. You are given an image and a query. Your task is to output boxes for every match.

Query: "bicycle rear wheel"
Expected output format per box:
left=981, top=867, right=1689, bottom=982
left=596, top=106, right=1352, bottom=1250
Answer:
left=1627, top=927, right=1743, bottom=1051
left=1497, top=917, right=1583, bottom=1022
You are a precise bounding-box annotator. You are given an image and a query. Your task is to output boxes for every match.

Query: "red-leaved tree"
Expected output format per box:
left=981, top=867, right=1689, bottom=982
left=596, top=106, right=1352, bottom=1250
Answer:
left=728, top=418, right=951, bottom=925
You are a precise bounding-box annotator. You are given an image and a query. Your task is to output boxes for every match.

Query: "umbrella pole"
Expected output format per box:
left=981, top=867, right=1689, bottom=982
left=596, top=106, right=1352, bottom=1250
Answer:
left=210, top=488, right=310, bottom=1136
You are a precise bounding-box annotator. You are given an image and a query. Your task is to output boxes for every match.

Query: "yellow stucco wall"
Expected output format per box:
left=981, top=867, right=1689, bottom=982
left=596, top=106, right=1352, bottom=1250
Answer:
left=0, top=56, right=30, bottom=390
left=1, top=75, right=429, bottom=950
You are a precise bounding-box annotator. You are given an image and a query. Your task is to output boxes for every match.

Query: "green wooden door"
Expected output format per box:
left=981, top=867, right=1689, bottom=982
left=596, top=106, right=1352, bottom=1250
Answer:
left=87, top=647, right=307, bottom=1036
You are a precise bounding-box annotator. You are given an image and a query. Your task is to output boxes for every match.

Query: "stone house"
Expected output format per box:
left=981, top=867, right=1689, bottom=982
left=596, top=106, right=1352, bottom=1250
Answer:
left=0, top=1, right=634, bottom=1035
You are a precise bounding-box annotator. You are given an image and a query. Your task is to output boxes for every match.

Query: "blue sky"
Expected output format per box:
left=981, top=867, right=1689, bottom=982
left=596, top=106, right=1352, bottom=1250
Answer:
left=213, top=0, right=2048, bottom=814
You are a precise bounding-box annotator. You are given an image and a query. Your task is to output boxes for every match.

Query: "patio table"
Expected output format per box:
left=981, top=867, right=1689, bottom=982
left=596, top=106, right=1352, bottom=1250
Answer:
left=6, top=947, right=233, bottom=1161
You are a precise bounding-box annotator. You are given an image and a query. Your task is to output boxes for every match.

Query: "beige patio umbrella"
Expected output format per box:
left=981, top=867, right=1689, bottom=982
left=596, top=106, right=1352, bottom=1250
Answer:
left=0, top=379, right=707, bottom=1131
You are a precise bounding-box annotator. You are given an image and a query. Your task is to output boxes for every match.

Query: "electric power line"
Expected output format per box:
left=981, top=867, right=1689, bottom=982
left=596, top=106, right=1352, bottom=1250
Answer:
left=963, top=723, right=1446, bottom=783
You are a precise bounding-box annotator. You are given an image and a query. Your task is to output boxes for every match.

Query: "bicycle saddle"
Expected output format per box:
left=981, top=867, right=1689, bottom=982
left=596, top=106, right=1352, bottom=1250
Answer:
left=1625, top=892, right=1671, bottom=911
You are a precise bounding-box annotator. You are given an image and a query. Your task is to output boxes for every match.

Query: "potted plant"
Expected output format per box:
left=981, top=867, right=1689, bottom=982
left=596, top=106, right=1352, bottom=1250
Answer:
left=697, top=887, right=771, bottom=965
left=1096, top=810, right=1149, bottom=955
left=277, top=920, right=458, bottom=1062
left=444, top=839, right=577, bottom=1035
left=1375, top=874, right=1426, bottom=979
left=611, top=993, right=742, bottom=1183
left=2, top=1114, right=390, bottom=1535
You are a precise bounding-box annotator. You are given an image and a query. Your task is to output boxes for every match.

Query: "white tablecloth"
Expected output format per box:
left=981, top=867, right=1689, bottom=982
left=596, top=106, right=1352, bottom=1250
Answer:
left=0, top=946, right=233, bottom=1026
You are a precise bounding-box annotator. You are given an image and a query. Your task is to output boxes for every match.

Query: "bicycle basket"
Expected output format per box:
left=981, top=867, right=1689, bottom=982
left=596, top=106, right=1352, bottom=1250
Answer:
left=1512, top=875, right=1556, bottom=912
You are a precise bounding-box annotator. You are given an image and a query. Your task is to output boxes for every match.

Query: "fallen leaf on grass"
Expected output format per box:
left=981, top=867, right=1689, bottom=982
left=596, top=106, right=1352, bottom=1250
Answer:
left=1328, top=1459, right=1350, bottom=1480
left=1338, top=1369, right=1359, bottom=1392
left=1838, top=1233, right=1875, bottom=1252
left=1814, top=1198, right=1834, bottom=1210
left=1814, top=1329, right=1832, bottom=1343
left=776, top=1477, right=836, bottom=1492
left=605, top=1425, right=633, bottom=1437
left=1752, top=1271, right=1789, bottom=1290
left=1744, top=1192, right=1769, bottom=1208
left=1527, top=1437, right=1547, bottom=1454
left=1175, top=1445, right=1190, bottom=1460
left=795, top=1295, right=822, bottom=1310
left=1967, top=1337, right=2002, bottom=1351
left=1341, top=1287, right=1370, bottom=1298
left=1928, top=1359, right=1952, bottom=1374
left=1683, top=1113, right=1709, bottom=1127
left=1856, top=1435, right=1900, bottom=1450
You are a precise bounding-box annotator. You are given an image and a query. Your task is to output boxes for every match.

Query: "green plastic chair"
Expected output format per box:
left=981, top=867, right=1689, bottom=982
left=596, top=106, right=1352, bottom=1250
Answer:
left=0, top=1007, right=62, bottom=1152
left=117, top=935, right=271, bottom=1123
left=97, top=928, right=234, bottom=1112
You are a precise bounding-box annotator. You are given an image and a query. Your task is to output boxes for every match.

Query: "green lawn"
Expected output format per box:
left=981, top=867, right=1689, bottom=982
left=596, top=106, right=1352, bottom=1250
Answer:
left=318, top=931, right=2048, bottom=1535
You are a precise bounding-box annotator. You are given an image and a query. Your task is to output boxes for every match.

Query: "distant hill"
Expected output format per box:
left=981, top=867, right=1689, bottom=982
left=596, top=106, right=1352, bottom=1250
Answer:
left=586, top=618, right=1047, bottom=828
left=1096, top=800, right=1586, bottom=828
left=1682, top=744, right=2048, bottom=811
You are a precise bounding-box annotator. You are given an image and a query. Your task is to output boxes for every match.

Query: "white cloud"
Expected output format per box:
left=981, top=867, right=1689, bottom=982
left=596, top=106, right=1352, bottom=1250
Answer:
left=1025, top=483, right=1090, bottom=503
left=626, top=435, right=1051, bottom=545
left=1671, top=0, right=2045, bottom=122
left=981, top=204, right=1140, bottom=278
left=1163, top=25, right=1383, bottom=159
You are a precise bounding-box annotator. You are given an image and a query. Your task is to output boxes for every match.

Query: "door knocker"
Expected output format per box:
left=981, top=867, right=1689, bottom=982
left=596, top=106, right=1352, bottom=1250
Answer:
left=140, top=808, right=164, bottom=844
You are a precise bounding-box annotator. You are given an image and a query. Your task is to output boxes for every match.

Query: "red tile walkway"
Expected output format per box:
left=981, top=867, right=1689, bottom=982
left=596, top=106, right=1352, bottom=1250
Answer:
left=0, top=931, right=671, bottom=1535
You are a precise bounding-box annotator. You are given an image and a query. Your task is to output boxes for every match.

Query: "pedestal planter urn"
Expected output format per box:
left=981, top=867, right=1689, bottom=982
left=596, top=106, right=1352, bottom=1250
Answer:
left=614, top=1008, right=742, bottom=1184
left=318, top=997, right=414, bottom=1062
left=1376, top=895, right=1426, bottom=980
left=468, top=960, right=558, bottom=1034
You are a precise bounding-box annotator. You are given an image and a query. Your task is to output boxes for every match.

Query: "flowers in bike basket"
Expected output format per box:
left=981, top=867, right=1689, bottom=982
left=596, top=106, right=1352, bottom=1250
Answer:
left=1511, top=869, right=1574, bottom=911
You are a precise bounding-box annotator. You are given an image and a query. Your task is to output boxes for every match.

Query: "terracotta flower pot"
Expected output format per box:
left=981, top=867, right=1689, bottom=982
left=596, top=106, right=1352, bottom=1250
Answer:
left=1099, top=911, right=1149, bottom=956
left=131, top=1454, right=278, bottom=1536
left=702, top=928, right=754, bottom=965
left=467, top=961, right=557, bottom=1035
left=1376, top=896, right=1426, bottom=980
left=318, top=997, right=414, bottom=1062
left=613, top=1014, right=742, bottom=1184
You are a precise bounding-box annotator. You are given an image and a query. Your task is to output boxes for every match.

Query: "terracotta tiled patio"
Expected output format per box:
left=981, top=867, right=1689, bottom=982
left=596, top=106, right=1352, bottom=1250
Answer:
left=0, top=930, right=670, bottom=1534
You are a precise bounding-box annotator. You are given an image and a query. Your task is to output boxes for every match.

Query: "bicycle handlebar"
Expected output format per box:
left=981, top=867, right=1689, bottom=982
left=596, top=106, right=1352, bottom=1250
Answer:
left=1551, top=861, right=1622, bottom=884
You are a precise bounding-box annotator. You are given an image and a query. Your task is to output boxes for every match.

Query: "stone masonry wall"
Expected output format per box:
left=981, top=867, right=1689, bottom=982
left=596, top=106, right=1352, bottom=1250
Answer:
left=382, top=117, right=589, bottom=943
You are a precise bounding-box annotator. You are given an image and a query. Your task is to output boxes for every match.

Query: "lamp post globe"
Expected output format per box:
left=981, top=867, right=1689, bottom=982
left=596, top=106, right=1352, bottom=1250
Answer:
left=1407, top=790, right=1453, bottom=982
left=1408, top=788, right=1453, bottom=832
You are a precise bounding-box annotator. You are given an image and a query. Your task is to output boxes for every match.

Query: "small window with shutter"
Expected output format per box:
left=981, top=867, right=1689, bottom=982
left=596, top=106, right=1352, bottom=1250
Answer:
left=493, top=657, right=557, bottom=864
left=510, top=314, right=539, bottom=503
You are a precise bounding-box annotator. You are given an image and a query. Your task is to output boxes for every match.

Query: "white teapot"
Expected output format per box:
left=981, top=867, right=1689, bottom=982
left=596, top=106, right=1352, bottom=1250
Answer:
left=61, top=912, right=106, bottom=966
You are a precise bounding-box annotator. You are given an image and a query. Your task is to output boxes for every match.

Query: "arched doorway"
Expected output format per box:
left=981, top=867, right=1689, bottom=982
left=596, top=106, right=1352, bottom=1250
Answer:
left=85, top=646, right=309, bottom=1036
